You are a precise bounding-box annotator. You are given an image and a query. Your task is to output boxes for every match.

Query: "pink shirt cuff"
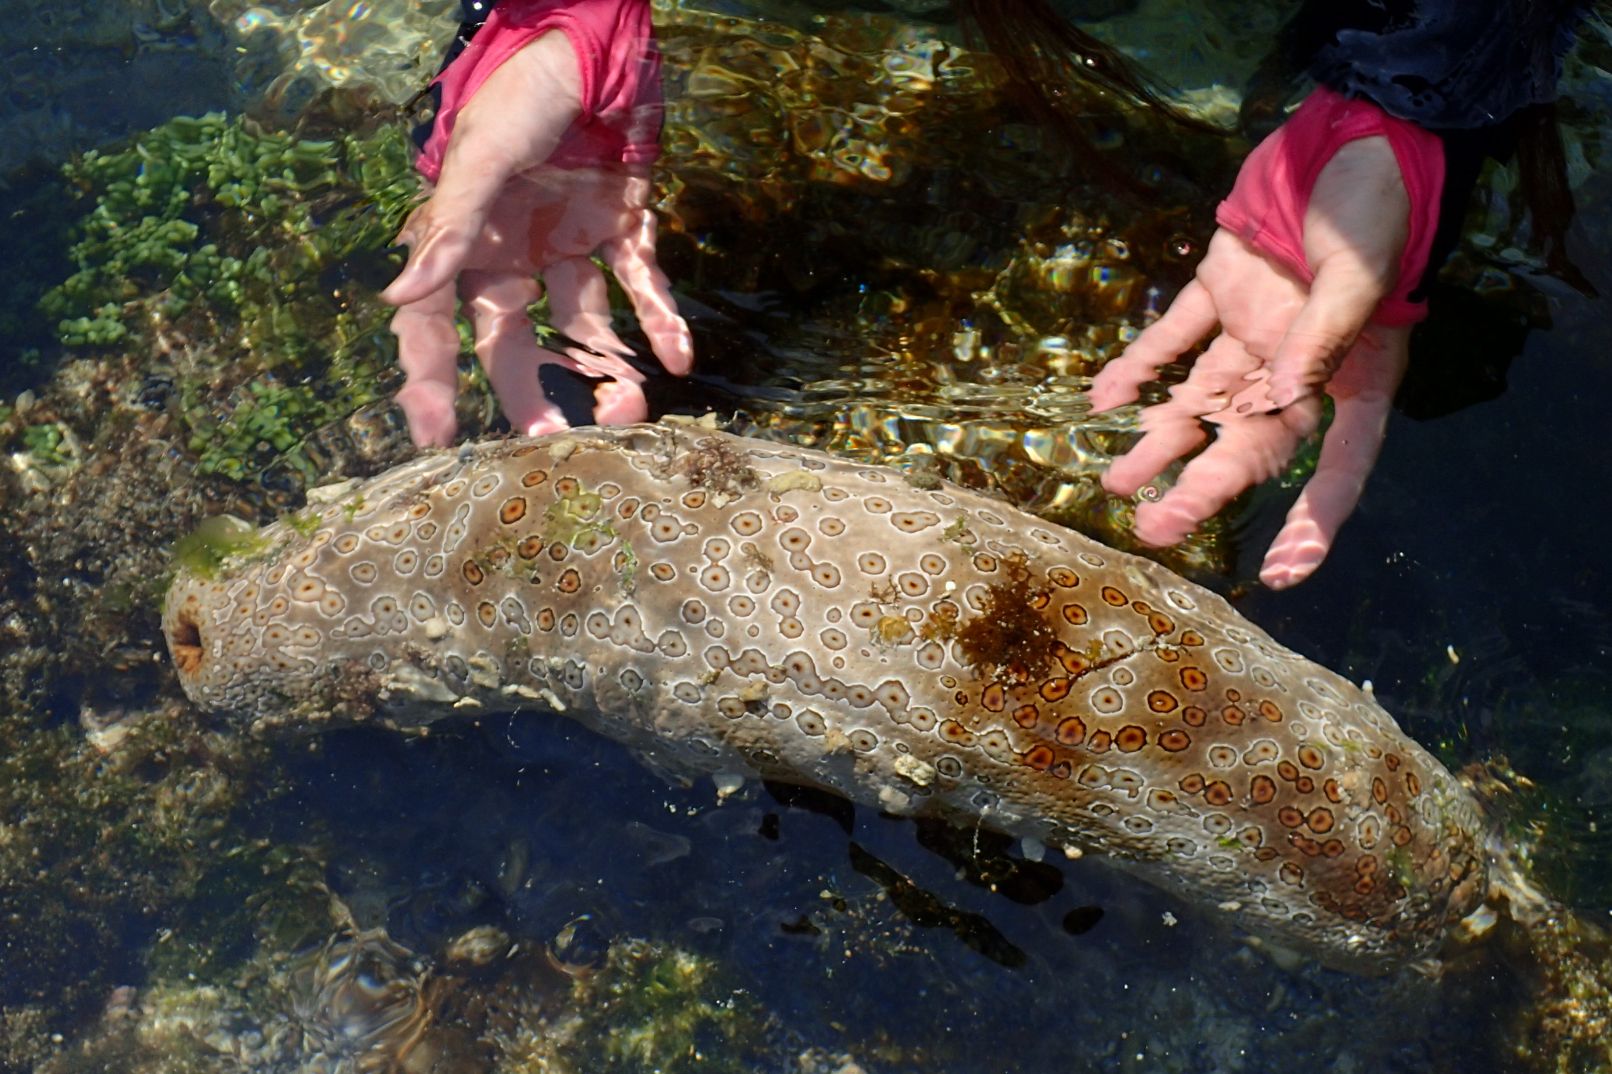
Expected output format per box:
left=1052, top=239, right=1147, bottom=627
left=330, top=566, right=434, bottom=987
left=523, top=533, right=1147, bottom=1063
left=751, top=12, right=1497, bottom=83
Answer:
left=1215, top=87, right=1445, bottom=327
left=416, top=0, right=663, bottom=183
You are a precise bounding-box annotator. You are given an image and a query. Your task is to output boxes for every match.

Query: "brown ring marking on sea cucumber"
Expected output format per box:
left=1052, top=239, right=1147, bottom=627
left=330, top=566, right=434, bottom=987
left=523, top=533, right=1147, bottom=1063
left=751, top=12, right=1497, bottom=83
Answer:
left=1158, top=729, right=1191, bottom=753
left=1055, top=717, right=1087, bottom=746
left=1147, top=690, right=1178, bottom=713
left=499, top=497, right=527, bottom=524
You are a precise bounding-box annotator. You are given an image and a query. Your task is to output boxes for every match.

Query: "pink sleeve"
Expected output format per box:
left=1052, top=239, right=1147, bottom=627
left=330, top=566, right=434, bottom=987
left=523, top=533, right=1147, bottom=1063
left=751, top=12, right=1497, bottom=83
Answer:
left=1214, top=87, right=1445, bottom=327
left=415, top=0, right=663, bottom=182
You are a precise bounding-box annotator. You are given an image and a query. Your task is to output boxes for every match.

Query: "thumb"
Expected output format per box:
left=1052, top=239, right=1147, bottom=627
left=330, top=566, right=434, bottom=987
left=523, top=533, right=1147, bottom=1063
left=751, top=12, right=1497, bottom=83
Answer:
left=1261, top=258, right=1384, bottom=409
left=383, top=31, right=584, bottom=307
left=1266, top=137, right=1408, bottom=408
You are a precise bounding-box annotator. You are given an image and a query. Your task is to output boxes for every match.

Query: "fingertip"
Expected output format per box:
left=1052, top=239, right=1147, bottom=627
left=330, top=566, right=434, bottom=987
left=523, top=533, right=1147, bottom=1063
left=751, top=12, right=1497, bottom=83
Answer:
left=1099, top=459, right=1149, bottom=498
left=1133, top=500, right=1199, bottom=548
left=384, top=230, right=476, bottom=308
left=517, top=413, right=572, bottom=438
left=380, top=262, right=430, bottom=308
left=1087, top=366, right=1142, bottom=413
left=656, top=331, right=695, bottom=377
left=1259, top=521, right=1331, bottom=589
left=1258, top=555, right=1319, bottom=589
left=1266, top=387, right=1299, bottom=411
left=395, top=382, right=459, bottom=448
left=1086, top=385, right=1130, bottom=413
left=593, top=380, right=650, bottom=425
left=1263, top=365, right=1324, bottom=411
left=663, top=319, right=696, bottom=375
left=1101, top=426, right=1202, bottom=497
left=496, top=385, right=570, bottom=440
left=1258, top=562, right=1310, bottom=590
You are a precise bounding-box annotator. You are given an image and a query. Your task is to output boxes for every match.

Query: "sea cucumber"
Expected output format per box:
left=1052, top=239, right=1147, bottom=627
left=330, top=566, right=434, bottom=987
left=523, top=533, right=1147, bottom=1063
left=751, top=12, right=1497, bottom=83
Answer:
left=163, top=422, right=1493, bottom=972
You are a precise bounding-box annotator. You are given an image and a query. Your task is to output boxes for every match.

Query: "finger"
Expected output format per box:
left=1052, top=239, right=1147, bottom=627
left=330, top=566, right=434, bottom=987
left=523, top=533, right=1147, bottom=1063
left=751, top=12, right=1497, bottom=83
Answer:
left=1089, top=278, right=1219, bottom=411
left=592, top=378, right=650, bottom=425
left=1101, top=334, right=1260, bottom=496
left=1260, top=262, right=1386, bottom=409
left=1259, top=329, right=1408, bottom=588
left=460, top=270, right=572, bottom=436
left=544, top=257, right=656, bottom=427
left=1257, top=389, right=1391, bottom=588
left=389, top=280, right=463, bottom=447
left=598, top=199, right=694, bottom=376
left=1102, top=411, right=1207, bottom=499
left=543, top=256, right=640, bottom=378
left=382, top=33, right=584, bottom=307
left=382, top=217, right=481, bottom=311
left=1134, top=395, right=1322, bottom=547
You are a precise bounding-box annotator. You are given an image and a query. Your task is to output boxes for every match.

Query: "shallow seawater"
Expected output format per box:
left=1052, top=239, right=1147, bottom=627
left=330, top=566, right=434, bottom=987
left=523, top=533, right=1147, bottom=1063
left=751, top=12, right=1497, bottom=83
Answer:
left=3, top=0, right=1612, bottom=1072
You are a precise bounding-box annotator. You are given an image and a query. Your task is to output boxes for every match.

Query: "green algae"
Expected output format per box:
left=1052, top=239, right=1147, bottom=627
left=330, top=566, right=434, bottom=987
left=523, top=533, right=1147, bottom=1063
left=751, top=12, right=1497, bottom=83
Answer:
left=41, top=113, right=414, bottom=343
left=178, top=348, right=396, bottom=484
left=36, top=111, right=428, bottom=491
left=170, top=515, right=272, bottom=582
left=19, top=422, right=70, bottom=466
left=537, top=480, right=643, bottom=593
left=552, top=942, right=779, bottom=1074
left=284, top=510, right=322, bottom=538
left=542, top=483, right=615, bottom=548
left=0, top=704, right=283, bottom=1068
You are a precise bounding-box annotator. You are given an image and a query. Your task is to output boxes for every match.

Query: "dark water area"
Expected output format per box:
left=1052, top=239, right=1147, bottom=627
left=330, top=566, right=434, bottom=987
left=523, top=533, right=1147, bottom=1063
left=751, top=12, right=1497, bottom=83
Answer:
left=3, top=1, right=1612, bottom=1073
left=1243, top=274, right=1612, bottom=909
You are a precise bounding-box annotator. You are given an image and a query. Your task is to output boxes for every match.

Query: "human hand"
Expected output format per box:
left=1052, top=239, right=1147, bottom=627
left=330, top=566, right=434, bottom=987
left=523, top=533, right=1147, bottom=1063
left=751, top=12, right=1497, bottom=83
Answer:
left=1090, top=90, right=1443, bottom=588
left=382, top=3, right=692, bottom=448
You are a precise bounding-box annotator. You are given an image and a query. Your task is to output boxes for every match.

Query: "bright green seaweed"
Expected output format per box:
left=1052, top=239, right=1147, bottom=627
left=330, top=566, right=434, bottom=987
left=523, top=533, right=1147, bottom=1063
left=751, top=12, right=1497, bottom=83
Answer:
left=38, top=112, right=426, bottom=487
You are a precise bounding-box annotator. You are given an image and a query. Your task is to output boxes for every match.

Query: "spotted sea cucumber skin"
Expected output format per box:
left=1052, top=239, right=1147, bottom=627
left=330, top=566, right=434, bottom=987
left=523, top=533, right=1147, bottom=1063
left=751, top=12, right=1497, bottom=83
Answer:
left=164, top=423, right=1489, bottom=972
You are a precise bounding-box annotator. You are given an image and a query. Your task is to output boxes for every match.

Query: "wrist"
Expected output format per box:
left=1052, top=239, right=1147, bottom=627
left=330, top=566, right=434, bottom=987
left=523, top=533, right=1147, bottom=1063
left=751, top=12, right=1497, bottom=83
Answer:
left=1215, top=87, right=1445, bottom=326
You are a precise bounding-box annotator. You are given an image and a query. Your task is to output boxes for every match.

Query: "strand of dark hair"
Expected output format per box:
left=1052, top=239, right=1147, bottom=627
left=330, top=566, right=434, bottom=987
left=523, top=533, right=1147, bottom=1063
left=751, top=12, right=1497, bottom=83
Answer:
left=955, top=0, right=1224, bottom=133
left=954, top=0, right=1228, bottom=194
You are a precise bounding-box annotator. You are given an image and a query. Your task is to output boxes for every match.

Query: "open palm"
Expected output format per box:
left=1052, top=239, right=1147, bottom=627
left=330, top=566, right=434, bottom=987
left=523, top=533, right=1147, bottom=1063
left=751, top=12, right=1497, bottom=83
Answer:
left=1090, top=136, right=1414, bottom=589
left=383, top=27, right=691, bottom=447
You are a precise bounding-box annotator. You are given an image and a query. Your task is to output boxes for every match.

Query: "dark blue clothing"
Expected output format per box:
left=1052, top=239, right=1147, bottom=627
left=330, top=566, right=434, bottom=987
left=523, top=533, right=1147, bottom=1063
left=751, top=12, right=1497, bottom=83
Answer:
left=1293, top=0, right=1589, bottom=129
